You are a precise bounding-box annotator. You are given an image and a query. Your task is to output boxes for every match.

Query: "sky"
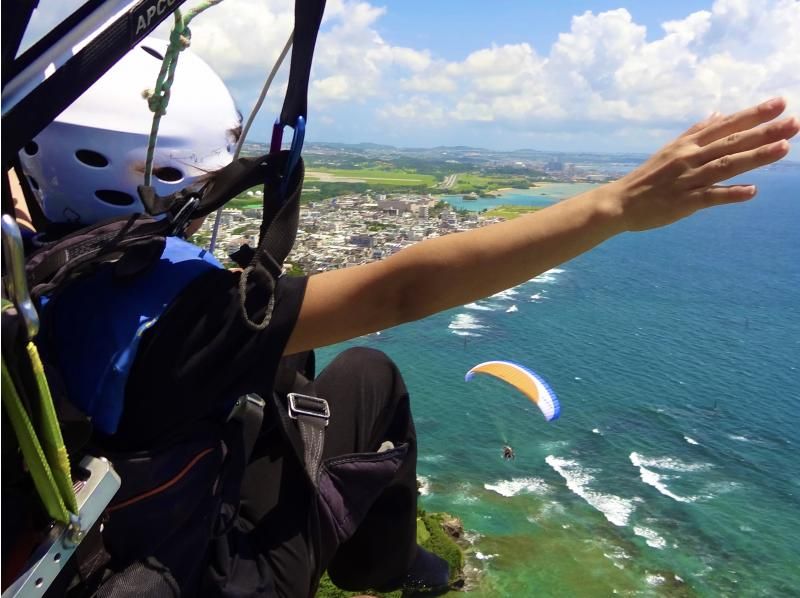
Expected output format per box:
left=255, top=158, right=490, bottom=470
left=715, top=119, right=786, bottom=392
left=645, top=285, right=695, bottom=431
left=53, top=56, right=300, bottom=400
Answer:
left=22, top=0, right=800, bottom=156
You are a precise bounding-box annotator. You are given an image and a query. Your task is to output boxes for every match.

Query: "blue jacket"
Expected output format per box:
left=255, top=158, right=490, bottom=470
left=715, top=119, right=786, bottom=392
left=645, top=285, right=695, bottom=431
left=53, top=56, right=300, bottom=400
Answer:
left=41, top=237, right=222, bottom=434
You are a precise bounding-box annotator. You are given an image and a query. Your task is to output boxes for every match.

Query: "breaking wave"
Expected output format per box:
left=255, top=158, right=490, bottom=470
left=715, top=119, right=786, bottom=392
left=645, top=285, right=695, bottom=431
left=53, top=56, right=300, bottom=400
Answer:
left=449, top=313, right=485, bottom=336
left=417, top=475, right=431, bottom=496
left=634, top=525, right=667, bottom=549
left=545, top=456, right=635, bottom=527
left=484, top=477, right=549, bottom=498
left=464, top=302, right=495, bottom=311
left=530, top=268, right=565, bottom=284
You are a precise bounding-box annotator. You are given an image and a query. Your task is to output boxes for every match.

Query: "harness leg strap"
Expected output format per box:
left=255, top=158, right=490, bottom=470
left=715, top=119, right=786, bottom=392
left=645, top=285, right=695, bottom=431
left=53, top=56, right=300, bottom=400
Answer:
left=287, top=393, right=329, bottom=485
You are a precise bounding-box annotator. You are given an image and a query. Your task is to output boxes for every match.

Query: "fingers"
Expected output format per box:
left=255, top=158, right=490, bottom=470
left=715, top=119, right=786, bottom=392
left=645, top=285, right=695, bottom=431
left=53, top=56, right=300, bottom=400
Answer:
left=687, top=185, right=757, bottom=210
left=693, top=116, right=800, bottom=165
left=687, top=139, right=791, bottom=187
left=694, top=97, right=787, bottom=147
left=680, top=111, right=722, bottom=138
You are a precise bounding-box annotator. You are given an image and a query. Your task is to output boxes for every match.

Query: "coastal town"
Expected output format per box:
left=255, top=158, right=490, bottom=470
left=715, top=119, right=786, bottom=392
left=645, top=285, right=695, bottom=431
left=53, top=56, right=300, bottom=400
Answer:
left=198, top=191, right=496, bottom=273
left=196, top=141, right=629, bottom=272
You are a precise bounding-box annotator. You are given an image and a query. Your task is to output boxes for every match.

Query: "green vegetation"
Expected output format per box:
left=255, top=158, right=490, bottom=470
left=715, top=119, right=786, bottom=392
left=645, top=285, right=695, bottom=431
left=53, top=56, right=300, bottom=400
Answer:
left=307, top=167, right=437, bottom=187
left=447, top=172, right=541, bottom=195
left=301, top=167, right=438, bottom=200
left=285, top=263, right=305, bottom=277
left=311, top=181, right=428, bottom=200
left=429, top=200, right=449, bottom=218
left=315, top=510, right=464, bottom=597
left=216, top=161, right=554, bottom=204
left=366, top=221, right=398, bottom=232
left=228, top=197, right=264, bottom=209
left=417, top=512, right=464, bottom=581
left=191, top=230, right=211, bottom=247
left=482, top=205, right=542, bottom=220
left=232, top=224, right=255, bottom=236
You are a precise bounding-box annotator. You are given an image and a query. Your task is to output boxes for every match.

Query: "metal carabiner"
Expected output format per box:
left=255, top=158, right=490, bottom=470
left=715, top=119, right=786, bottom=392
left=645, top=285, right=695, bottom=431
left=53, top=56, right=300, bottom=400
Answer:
left=269, top=115, right=306, bottom=199
left=1, top=214, right=39, bottom=339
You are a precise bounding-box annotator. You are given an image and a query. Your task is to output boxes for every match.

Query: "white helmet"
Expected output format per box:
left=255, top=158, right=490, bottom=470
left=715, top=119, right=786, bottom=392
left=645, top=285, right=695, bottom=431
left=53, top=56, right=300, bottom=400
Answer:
left=18, top=37, right=241, bottom=225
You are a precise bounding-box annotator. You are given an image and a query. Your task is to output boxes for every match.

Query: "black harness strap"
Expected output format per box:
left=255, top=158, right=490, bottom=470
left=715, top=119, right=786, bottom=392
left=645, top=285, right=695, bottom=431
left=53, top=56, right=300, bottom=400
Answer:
left=0, top=0, right=39, bottom=85
left=236, top=156, right=303, bottom=330
left=280, top=0, right=327, bottom=126
left=2, top=0, right=191, bottom=167
left=11, top=157, right=49, bottom=232
left=4, top=0, right=107, bottom=84
left=26, top=214, right=169, bottom=299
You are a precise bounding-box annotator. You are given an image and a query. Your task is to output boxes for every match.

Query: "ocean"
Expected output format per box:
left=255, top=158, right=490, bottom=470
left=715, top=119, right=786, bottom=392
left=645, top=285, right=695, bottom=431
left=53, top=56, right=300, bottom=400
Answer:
left=317, top=169, right=800, bottom=597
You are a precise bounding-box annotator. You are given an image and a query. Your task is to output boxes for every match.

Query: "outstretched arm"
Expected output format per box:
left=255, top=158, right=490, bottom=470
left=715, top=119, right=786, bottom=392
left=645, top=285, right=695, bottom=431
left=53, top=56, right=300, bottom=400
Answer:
left=285, top=98, right=798, bottom=355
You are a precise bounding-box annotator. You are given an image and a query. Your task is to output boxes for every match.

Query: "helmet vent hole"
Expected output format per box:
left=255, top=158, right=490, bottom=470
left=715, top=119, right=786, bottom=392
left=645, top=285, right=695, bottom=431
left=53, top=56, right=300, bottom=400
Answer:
left=141, top=46, right=164, bottom=61
left=76, top=149, right=109, bottom=168
left=28, top=176, right=40, bottom=191
left=154, top=166, right=183, bottom=183
left=24, top=142, right=39, bottom=156
left=95, top=190, right=136, bottom=206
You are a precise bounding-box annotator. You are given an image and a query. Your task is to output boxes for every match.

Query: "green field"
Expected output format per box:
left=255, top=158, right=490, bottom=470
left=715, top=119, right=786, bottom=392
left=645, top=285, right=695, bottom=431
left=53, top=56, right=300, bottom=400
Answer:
left=447, top=172, right=540, bottom=195
left=306, top=167, right=437, bottom=187
left=482, top=205, right=542, bottom=219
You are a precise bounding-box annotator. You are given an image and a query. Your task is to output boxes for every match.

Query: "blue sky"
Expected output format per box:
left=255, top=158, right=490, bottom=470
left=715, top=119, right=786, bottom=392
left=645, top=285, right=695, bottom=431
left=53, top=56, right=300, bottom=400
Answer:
left=375, top=1, right=715, bottom=61
left=24, top=1, right=800, bottom=156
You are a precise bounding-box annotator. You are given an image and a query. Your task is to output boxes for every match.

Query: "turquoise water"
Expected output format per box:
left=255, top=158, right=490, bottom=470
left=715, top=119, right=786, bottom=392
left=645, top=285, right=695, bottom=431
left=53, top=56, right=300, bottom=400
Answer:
left=441, top=183, right=601, bottom=211
left=318, top=170, right=800, bottom=596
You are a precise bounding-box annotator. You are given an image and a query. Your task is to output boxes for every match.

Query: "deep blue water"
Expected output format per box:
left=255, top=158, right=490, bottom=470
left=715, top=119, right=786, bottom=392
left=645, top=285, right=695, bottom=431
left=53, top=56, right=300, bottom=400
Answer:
left=318, top=169, right=799, bottom=596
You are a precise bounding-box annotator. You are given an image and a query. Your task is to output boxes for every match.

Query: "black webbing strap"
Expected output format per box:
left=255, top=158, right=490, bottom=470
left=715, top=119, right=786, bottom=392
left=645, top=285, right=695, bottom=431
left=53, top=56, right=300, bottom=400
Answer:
left=226, top=394, right=266, bottom=463
left=294, top=409, right=326, bottom=486
left=0, top=0, right=39, bottom=83
left=279, top=0, right=327, bottom=126
left=236, top=155, right=303, bottom=330
left=4, top=0, right=107, bottom=84
left=25, top=214, right=169, bottom=300
left=2, top=170, right=15, bottom=218
left=2, top=0, right=190, bottom=166
left=11, top=158, right=49, bottom=232
left=139, top=150, right=302, bottom=279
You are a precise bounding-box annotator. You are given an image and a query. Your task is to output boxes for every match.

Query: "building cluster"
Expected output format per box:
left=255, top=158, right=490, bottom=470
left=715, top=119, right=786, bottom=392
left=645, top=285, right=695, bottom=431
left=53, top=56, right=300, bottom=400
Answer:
left=201, top=192, right=495, bottom=273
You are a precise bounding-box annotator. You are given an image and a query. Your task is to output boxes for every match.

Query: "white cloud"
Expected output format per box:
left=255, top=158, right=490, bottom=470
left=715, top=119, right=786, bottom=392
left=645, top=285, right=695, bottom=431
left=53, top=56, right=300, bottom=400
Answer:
left=377, top=0, right=799, bottom=150
left=20, top=0, right=800, bottom=152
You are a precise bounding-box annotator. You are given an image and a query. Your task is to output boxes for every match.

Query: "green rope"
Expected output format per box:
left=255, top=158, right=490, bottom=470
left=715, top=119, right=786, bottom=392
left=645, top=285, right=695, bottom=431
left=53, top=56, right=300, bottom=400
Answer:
left=143, top=0, right=224, bottom=187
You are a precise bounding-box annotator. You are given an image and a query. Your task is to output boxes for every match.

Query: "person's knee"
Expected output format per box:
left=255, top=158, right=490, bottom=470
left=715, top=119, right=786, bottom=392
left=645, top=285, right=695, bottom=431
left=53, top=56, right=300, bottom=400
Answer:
left=325, top=347, right=409, bottom=423
left=332, top=347, right=400, bottom=384
left=315, top=347, right=401, bottom=398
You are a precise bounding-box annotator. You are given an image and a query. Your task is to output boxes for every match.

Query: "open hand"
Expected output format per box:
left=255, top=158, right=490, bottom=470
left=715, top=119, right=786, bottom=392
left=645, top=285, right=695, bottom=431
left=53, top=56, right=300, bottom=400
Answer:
left=612, top=97, right=799, bottom=232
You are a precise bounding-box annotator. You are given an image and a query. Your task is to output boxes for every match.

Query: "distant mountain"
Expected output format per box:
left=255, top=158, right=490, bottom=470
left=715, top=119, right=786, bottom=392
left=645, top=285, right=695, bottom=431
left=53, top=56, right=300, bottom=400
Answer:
left=244, top=139, right=798, bottom=171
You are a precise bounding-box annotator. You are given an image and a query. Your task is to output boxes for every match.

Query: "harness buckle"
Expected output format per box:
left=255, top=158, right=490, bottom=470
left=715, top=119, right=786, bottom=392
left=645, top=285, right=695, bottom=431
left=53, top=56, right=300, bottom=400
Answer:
left=287, top=393, right=329, bottom=426
left=169, top=195, right=200, bottom=236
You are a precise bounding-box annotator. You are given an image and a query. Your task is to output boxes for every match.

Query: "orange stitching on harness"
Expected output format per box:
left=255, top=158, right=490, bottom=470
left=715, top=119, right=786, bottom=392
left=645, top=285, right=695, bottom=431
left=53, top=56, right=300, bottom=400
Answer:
left=107, top=447, right=215, bottom=512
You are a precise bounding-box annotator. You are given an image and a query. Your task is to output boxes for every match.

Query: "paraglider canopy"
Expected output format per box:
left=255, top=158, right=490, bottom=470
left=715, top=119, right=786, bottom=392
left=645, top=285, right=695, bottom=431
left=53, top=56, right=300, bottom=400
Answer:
left=465, top=360, right=560, bottom=421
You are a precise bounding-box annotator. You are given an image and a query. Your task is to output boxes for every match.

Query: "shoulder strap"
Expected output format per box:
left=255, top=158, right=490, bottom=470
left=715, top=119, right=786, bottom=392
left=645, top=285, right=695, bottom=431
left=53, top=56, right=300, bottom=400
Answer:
left=236, top=156, right=303, bottom=330
left=280, top=0, right=327, bottom=127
